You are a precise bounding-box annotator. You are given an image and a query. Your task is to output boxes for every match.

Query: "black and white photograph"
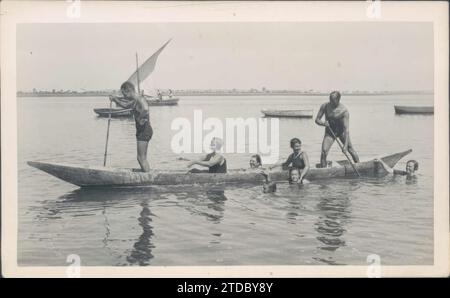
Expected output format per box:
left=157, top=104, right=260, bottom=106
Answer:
left=1, top=1, right=448, bottom=278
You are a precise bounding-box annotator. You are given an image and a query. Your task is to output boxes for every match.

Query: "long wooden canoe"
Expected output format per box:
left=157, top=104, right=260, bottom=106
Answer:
left=94, top=108, right=133, bottom=118
left=262, top=109, right=313, bottom=118
left=27, top=150, right=411, bottom=188
left=394, top=105, right=434, bottom=114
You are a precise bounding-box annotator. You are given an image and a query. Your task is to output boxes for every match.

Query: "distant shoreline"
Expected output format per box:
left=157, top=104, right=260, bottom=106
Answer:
left=17, top=90, right=433, bottom=98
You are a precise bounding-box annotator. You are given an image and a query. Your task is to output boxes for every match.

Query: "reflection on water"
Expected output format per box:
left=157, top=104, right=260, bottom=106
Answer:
left=127, top=199, right=155, bottom=266
left=315, top=196, right=350, bottom=251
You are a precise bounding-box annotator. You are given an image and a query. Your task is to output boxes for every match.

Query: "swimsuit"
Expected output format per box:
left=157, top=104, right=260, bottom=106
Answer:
left=133, top=99, right=153, bottom=142
left=205, top=152, right=227, bottom=173
left=325, top=103, right=345, bottom=138
left=282, top=152, right=305, bottom=170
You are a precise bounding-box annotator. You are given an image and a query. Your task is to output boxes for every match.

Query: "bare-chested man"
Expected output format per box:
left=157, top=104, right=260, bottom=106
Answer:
left=315, top=91, right=359, bottom=167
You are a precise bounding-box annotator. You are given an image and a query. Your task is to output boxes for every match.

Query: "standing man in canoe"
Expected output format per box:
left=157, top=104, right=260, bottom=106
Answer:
left=315, top=91, right=359, bottom=167
left=110, top=81, right=153, bottom=172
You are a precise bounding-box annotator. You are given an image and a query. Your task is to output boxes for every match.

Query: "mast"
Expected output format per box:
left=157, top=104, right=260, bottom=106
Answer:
left=135, top=52, right=141, bottom=95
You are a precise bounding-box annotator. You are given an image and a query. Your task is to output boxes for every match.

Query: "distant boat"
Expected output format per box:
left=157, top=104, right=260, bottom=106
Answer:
left=261, top=109, right=313, bottom=118
left=394, top=105, right=434, bottom=115
left=94, top=108, right=133, bottom=118
left=144, top=96, right=179, bottom=106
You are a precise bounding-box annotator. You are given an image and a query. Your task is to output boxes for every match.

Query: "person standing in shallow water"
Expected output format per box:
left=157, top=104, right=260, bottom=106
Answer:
left=110, top=81, right=153, bottom=172
left=315, top=91, right=360, bottom=167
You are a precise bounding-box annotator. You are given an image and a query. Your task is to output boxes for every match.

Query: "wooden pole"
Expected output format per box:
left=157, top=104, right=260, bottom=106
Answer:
left=327, top=126, right=361, bottom=177
left=135, top=52, right=141, bottom=95
left=103, top=99, right=113, bottom=166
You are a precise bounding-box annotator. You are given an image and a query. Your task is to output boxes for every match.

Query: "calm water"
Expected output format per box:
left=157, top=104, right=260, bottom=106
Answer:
left=18, top=95, right=434, bottom=266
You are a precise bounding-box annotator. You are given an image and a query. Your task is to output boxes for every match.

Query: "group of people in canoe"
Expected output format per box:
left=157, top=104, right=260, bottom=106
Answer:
left=109, top=82, right=418, bottom=192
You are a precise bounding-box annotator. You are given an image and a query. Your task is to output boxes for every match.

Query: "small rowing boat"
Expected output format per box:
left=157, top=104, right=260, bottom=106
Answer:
left=28, top=149, right=411, bottom=188
left=394, top=105, right=434, bottom=115
left=145, top=97, right=179, bottom=106
left=262, top=109, right=313, bottom=118
left=94, top=108, right=133, bottom=118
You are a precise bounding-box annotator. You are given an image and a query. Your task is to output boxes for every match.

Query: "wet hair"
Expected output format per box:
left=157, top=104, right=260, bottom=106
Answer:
left=288, top=168, right=301, bottom=183
left=406, top=160, right=419, bottom=171
left=263, top=181, right=277, bottom=193
left=290, top=138, right=302, bottom=148
left=211, top=137, right=223, bottom=150
left=330, top=91, right=341, bottom=101
left=121, top=81, right=135, bottom=92
left=251, top=154, right=262, bottom=165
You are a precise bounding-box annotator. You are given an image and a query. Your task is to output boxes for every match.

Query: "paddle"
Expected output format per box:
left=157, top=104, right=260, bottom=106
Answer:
left=103, top=99, right=113, bottom=166
left=327, top=126, right=361, bottom=177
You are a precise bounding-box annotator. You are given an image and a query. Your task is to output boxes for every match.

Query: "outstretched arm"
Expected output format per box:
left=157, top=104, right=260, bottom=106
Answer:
left=188, top=155, right=223, bottom=168
left=109, top=95, right=135, bottom=109
left=269, top=154, right=292, bottom=170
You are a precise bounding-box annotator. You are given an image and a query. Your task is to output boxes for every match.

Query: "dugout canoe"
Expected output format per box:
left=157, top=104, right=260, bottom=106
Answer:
left=27, top=149, right=411, bottom=188
left=394, top=105, right=434, bottom=115
left=94, top=108, right=133, bottom=118
left=262, top=109, right=313, bottom=118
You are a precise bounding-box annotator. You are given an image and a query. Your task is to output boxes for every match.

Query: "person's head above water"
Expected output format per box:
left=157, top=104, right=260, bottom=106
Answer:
left=263, top=181, right=276, bottom=193
left=290, top=138, right=302, bottom=153
left=289, top=168, right=301, bottom=184
left=250, top=154, right=262, bottom=168
left=210, top=137, right=223, bottom=152
left=329, top=91, right=341, bottom=107
left=406, top=160, right=419, bottom=175
left=120, top=81, right=136, bottom=98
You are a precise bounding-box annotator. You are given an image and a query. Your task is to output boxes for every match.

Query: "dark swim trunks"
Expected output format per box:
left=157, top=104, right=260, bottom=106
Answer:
left=136, top=122, right=153, bottom=142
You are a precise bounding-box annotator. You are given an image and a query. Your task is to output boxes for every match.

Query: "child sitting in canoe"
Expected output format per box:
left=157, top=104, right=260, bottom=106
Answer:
left=186, top=137, right=227, bottom=173
left=109, top=81, right=152, bottom=172
left=375, top=158, right=419, bottom=179
left=269, top=137, right=310, bottom=184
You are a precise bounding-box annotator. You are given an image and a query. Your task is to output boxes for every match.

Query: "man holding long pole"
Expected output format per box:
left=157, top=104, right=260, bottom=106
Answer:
left=315, top=91, right=360, bottom=170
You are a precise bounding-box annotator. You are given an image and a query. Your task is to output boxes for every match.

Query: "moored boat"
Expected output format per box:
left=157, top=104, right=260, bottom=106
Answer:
left=262, top=109, right=313, bottom=118
left=28, top=149, right=411, bottom=188
left=94, top=108, right=133, bottom=118
left=394, top=105, right=434, bottom=114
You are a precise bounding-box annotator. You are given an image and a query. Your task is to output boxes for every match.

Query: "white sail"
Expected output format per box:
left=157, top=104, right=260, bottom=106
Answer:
left=127, top=39, right=171, bottom=88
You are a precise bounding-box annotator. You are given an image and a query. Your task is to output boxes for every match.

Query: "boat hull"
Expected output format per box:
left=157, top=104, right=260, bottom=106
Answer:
left=94, top=108, right=133, bottom=117
left=394, top=105, right=434, bottom=114
left=262, top=109, right=313, bottom=118
left=28, top=150, right=411, bottom=188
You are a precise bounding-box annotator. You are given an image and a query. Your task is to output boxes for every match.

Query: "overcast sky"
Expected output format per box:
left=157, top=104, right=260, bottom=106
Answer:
left=17, top=22, right=433, bottom=92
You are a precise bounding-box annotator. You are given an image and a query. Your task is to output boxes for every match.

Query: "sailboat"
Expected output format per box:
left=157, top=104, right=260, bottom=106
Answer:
left=94, top=39, right=179, bottom=117
left=127, top=39, right=179, bottom=106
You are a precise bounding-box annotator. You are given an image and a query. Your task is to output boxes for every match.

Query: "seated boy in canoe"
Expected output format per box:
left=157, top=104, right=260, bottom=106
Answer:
left=186, top=137, right=227, bottom=173
left=375, top=158, right=419, bottom=179
left=269, top=138, right=310, bottom=184
left=109, top=81, right=153, bottom=172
